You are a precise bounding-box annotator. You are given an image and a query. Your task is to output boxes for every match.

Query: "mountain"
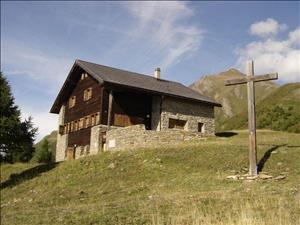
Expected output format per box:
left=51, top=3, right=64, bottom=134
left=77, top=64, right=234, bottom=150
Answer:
left=190, top=69, right=278, bottom=131
left=223, top=83, right=300, bottom=132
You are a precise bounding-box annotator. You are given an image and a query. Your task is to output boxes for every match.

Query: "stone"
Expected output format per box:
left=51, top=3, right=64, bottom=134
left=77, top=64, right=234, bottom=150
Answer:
left=246, top=176, right=258, bottom=180
left=108, top=163, right=115, bottom=169
left=277, top=162, right=283, bottom=166
left=226, top=175, right=239, bottom=180
left=259, top=174, right=273, bottom=180
left=274, top=175, right=286, bottom=180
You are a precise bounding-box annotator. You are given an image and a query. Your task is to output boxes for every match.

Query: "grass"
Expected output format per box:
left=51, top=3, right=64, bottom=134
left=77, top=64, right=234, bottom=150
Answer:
left=1, top=130, right=300, bottom=225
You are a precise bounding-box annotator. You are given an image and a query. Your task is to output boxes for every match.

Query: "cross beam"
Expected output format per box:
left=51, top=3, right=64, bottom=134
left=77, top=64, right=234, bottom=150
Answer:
left=225, top=73, right=278, bottom=86
left=225, top=61, right=278, bottom=176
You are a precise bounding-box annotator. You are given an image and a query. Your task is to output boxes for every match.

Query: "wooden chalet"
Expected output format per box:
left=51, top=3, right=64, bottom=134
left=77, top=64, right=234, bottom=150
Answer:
left=50, top=59, right=221, bottom=161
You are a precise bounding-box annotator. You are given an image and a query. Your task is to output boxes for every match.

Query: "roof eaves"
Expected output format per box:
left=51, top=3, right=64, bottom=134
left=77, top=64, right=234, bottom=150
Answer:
left=104, top=81, right=222, bottom=107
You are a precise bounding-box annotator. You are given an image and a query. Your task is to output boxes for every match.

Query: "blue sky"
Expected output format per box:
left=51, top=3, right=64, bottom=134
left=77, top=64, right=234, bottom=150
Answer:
left=1, top=1, right=300, bottom=141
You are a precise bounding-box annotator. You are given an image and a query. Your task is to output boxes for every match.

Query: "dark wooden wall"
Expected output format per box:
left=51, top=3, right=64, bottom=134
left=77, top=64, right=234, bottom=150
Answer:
left=63, top=73, right=153, bottom=147
left=64, top=74, right=103, bottom=147
left=111, top=91, right=152, bottom=129
left=64, top=76, right=103, bottom=123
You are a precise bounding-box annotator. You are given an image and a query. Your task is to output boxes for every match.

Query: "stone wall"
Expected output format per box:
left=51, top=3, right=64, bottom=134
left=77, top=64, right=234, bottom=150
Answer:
left=55, top=105, right=68, bottom=162
left=152, top=96, right=215, bottom=135
left=105, top=124, right=207, bottom=151
left=151, top=96, right=161, bottom=131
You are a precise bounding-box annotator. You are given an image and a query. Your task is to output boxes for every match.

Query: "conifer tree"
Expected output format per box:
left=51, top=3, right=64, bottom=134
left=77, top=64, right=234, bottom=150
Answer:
left=0, top=72, right=37, bottom=162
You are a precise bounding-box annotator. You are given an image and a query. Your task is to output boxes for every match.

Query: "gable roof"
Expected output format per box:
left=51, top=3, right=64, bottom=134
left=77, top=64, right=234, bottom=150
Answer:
left=50, top=59, right=221, bottom=113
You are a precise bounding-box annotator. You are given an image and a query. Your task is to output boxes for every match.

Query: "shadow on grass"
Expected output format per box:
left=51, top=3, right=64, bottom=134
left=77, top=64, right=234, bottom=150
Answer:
left=0, top=162, right=59, bottom=190
left=215, top=132, right=238, bottom=137
left=257, top=145, right=286, bottom=172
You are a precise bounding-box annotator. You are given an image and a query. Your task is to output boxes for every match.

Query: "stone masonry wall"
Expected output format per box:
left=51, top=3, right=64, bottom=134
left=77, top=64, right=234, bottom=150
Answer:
left=152, top=96, right=215, bottom=135
left=151, top=96, right=161, bottom=131
left=55, top=105, right=68, bottom=162
left=106, top=124, right=207, bottom=151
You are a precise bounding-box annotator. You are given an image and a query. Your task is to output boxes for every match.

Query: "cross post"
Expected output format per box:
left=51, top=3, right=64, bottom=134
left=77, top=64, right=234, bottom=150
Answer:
left=225, top=60, right=278, bottom=176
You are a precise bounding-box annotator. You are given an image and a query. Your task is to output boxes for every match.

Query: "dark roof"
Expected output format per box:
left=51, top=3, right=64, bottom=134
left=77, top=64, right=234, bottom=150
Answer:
left=50, top=59, right=221, bottom=113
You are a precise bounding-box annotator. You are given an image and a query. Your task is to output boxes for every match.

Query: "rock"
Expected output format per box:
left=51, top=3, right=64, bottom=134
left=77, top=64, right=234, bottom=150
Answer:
left=277, top=162, right=283, bottom=166
left=226, top=175, right=239, bottom=180
left=274, top=175, right=286, bottom=180
left=259, top=174, right=273, bottom=180
left=156, top=158, right=162, bottom=163
left=246, top=176, right=258, bottom=180
left=108, top=163, right=115, bottom=169
left=271, top=151, right=278, bottom=154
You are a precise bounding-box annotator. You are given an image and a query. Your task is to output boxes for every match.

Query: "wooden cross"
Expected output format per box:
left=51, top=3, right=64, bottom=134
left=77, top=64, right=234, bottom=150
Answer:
left=225, top=60, right=278, bottom=176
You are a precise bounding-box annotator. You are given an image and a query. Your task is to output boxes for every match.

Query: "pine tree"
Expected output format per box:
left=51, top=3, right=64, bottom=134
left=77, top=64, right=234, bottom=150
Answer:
left=0, top=72, right=37, bottom=163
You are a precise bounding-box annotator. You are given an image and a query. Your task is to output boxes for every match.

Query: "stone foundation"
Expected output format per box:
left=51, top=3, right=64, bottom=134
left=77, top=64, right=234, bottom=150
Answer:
left=55, top=134, right=68, bottom=161
left=55, top=105, right=68, bottom=162
left=106, top=124, right=208, bottom=151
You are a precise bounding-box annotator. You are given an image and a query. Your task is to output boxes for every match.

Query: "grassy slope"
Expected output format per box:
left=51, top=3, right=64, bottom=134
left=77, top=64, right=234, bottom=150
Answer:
left=1, top=130, right=300, bottom=225
left=223, top=83, right=300, bottom=132
left=190, top=69, right=278, bottom=131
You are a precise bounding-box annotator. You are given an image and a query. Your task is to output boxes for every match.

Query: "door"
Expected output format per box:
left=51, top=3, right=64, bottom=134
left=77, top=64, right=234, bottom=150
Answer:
left=66, top=147, right=75, bottom=160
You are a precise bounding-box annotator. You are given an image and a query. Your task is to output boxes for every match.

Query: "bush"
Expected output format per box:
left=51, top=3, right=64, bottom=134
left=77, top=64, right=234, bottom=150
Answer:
left=31, top=139, right=52, bottom=163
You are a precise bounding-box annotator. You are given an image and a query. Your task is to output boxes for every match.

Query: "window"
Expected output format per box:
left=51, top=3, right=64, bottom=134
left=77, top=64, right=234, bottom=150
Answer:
left=81, top=73, right=88, bottom=80
left=91, top=115, right=96, bottom=126
left=83, top=87, right=92, bottom=101
left=168, top=118, right=186, bottom=130
left=74, top=121, right=78, bottom=131
left=69, top=96, right=76, bottom=108
left=59, top=125, right=64, bottom=135
left=85, top=116, right=91, bottom=127
left=71, top=121, right=74, bottom=132
left=79, top=118, right=84, bottom=129
left=198, top=122, right=204, bottom=133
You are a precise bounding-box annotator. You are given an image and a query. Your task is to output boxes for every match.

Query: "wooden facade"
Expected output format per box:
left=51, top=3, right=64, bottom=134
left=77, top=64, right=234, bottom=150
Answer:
left=62, top=71, right=154, bottom=148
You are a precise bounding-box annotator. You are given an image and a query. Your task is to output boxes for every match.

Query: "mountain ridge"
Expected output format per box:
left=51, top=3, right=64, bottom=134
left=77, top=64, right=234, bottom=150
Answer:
left=190, top=68, right=279, bottom=131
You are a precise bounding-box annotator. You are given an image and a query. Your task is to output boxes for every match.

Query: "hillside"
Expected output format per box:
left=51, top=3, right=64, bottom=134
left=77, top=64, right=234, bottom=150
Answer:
left=222, top=83, right=300, bottom=132
left=1, top=130, right=300, bottom=225
left=34, top=130, right=57, bottom=151
left=190, top=69, right=278, bottom=131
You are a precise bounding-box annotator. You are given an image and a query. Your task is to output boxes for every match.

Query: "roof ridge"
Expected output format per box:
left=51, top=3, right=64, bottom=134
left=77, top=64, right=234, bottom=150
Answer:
left=76, top=59, right=182, bottom=85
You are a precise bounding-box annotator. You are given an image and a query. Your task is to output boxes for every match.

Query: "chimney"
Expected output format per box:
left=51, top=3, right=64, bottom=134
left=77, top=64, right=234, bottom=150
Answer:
left=154, top=67, right=161, bottom=79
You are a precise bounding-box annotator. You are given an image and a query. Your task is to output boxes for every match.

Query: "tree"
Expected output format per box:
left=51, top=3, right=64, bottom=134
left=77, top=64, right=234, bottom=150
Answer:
left=0, top=72, right=37, bottom=163
left=31, top=139, right=52, bottom=163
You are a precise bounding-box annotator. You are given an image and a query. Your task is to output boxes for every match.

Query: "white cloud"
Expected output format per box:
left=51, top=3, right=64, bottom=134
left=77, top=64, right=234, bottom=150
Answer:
left=250, top=18, right=287, bottom=38
left=288, top=27, right=300, bottom=46
left=124, top=1, right=203, bottom=68
left=1, top=40, right=72, bottom=141
left=236, top=25, right=300, bottom=83
left=21, top=107, right=58, bottom=143
left=1, top=40, right=72, bottom=90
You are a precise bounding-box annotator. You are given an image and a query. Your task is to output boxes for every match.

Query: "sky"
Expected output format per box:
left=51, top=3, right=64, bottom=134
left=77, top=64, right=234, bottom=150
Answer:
left=1, top=1, right=300, bottom=141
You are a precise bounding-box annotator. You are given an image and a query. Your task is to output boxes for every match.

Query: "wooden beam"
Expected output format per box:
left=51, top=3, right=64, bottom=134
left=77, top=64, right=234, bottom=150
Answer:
left=247, top=60, right=257, bottom=176
left=252, top=73, right=278, bottom=83
left=225, top=73, right=278, bottom=86
left=225, top=77, right=248, bottom=86
left=107, top=90, right=113, bottom=129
